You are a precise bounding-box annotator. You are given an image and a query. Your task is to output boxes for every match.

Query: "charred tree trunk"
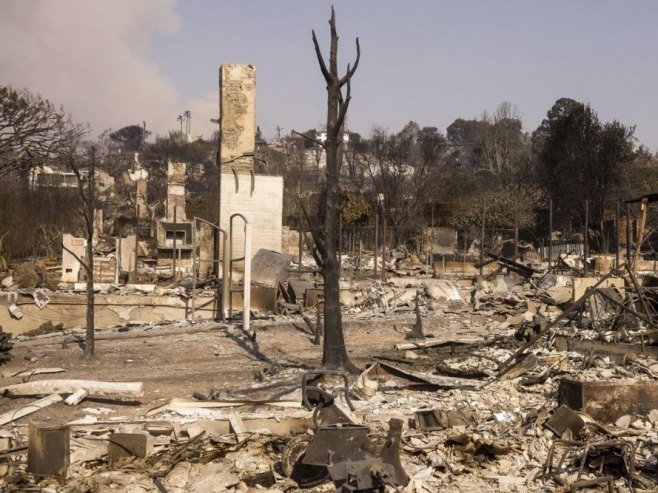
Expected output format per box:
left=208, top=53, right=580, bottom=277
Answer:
left=84, top=158, right=95, bottom=356
left=63, top=147, right=96, bottom=357
left=311, top=7, right=360, bottom=373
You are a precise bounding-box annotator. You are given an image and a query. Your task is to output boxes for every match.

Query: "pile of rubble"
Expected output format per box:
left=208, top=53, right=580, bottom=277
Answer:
left=1, top=248, right=658, bottom=490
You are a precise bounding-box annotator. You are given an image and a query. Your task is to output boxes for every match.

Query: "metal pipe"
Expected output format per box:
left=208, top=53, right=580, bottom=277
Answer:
left=191, top=219, right=197, bottom=321
left=193, top=216, right=228, bottom=321
left=222, top=232, right=230, bottom=321
left=229, top=213, right=249, bottom=323
left=229, top=217, right=234, bottom=320
left=135, top=205, right=140, bottom=280
left=172, top=205, right=177, bottom=280
left=243, top=222, right=251, bottom=335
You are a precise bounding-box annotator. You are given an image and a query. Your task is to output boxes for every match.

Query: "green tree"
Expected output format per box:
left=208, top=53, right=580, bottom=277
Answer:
left=532, top=98, right=635, bottom=250
left=109, top=124, right=150, bottom=153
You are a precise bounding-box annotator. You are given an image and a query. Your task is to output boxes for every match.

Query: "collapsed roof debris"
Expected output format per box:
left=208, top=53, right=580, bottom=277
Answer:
left=0, top=240, right=657, bottom=491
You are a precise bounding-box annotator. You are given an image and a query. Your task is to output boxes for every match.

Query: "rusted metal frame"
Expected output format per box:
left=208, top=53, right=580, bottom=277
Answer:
left=626, top=266, right=655, bottom=326
left=497, top=268, right=622, bottom=376
left=596, top=289, right=658, bottom=333
left=575, top=440, right=636, bottom=487
left=301, top=370, right=354, bottom=412
left=545, top=439, right=635, bottom=490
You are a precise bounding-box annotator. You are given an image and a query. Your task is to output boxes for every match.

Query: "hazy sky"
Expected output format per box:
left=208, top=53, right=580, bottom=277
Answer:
left=2, top=0, right=657, bottom=149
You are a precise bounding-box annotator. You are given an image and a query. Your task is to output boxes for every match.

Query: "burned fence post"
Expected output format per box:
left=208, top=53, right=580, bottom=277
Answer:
left=583, top=199, right=589, bottom=277
left=615, top=201, right=621, bottom=269
left=480, top=201, right=486, bottom=276
left=548, top=198, right=553, bottom=270
left=626, top=202, right=631, bottom=271
left=514, top=198, right=519, bottom=259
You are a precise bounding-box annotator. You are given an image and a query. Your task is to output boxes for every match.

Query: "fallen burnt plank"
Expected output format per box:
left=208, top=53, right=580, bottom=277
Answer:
left=558, top=378, right=658, bottom=423
left=481, top=250, right=541, bottom=278
left=553, top=336, right=658, bottom=362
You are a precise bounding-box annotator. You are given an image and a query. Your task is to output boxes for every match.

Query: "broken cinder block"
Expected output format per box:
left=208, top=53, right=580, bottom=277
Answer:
left=108, top=432, right=154, bottom=463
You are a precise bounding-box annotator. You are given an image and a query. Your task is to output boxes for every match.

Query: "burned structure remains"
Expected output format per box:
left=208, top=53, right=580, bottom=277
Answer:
left=2, top=14, right=658, bottom=493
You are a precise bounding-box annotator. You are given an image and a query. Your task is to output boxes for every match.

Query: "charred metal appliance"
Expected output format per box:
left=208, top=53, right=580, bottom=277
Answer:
left=282, top=370, right=409, bottom=492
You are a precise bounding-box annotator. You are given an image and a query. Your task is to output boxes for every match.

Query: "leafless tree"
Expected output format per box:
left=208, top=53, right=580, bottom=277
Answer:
left=309, top=7, right=360, bottom=372
left=0, top=86, right=84, bottom=178
left=61, top=146, right=98, bottom=356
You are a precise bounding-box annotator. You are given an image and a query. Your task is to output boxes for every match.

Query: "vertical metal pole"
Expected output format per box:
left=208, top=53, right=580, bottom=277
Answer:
left=615, top=201, right=621, bottom=269
left=134, top=205, right=140, bottom=282
left=298, top=222, right=303, bottom=268
left=480, top=202, right=485, bottom=276
left=191, top=220, right=197, bottom=321
left=548, top=198, right=553, bottom=269
left=626, top=202, right=632, bottom=269
left=374, top=212, right=379, bottom=279
left=381, top=209, right=387, bottom=282
left=514, top=198, right=519, bottom=259
left=584, top=199, right=589, bottom=276
left=243, top=223, right=251, bottom=335
left=172, top=206, right=177, bottom=280
left=229, top=220, right=234, bottom=320
left=222, top=232, right=230, bottom=321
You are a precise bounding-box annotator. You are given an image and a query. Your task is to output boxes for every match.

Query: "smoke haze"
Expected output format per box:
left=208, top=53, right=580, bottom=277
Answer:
left=0, top=0, right=217, bottom=139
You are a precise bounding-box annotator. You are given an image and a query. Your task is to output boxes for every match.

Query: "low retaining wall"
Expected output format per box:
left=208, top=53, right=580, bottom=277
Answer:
left=0, top=293, right=217, bottom=335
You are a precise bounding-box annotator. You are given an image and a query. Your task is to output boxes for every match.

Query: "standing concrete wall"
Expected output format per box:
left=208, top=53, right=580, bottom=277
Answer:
left=220, top=173, right=283, bottom=261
